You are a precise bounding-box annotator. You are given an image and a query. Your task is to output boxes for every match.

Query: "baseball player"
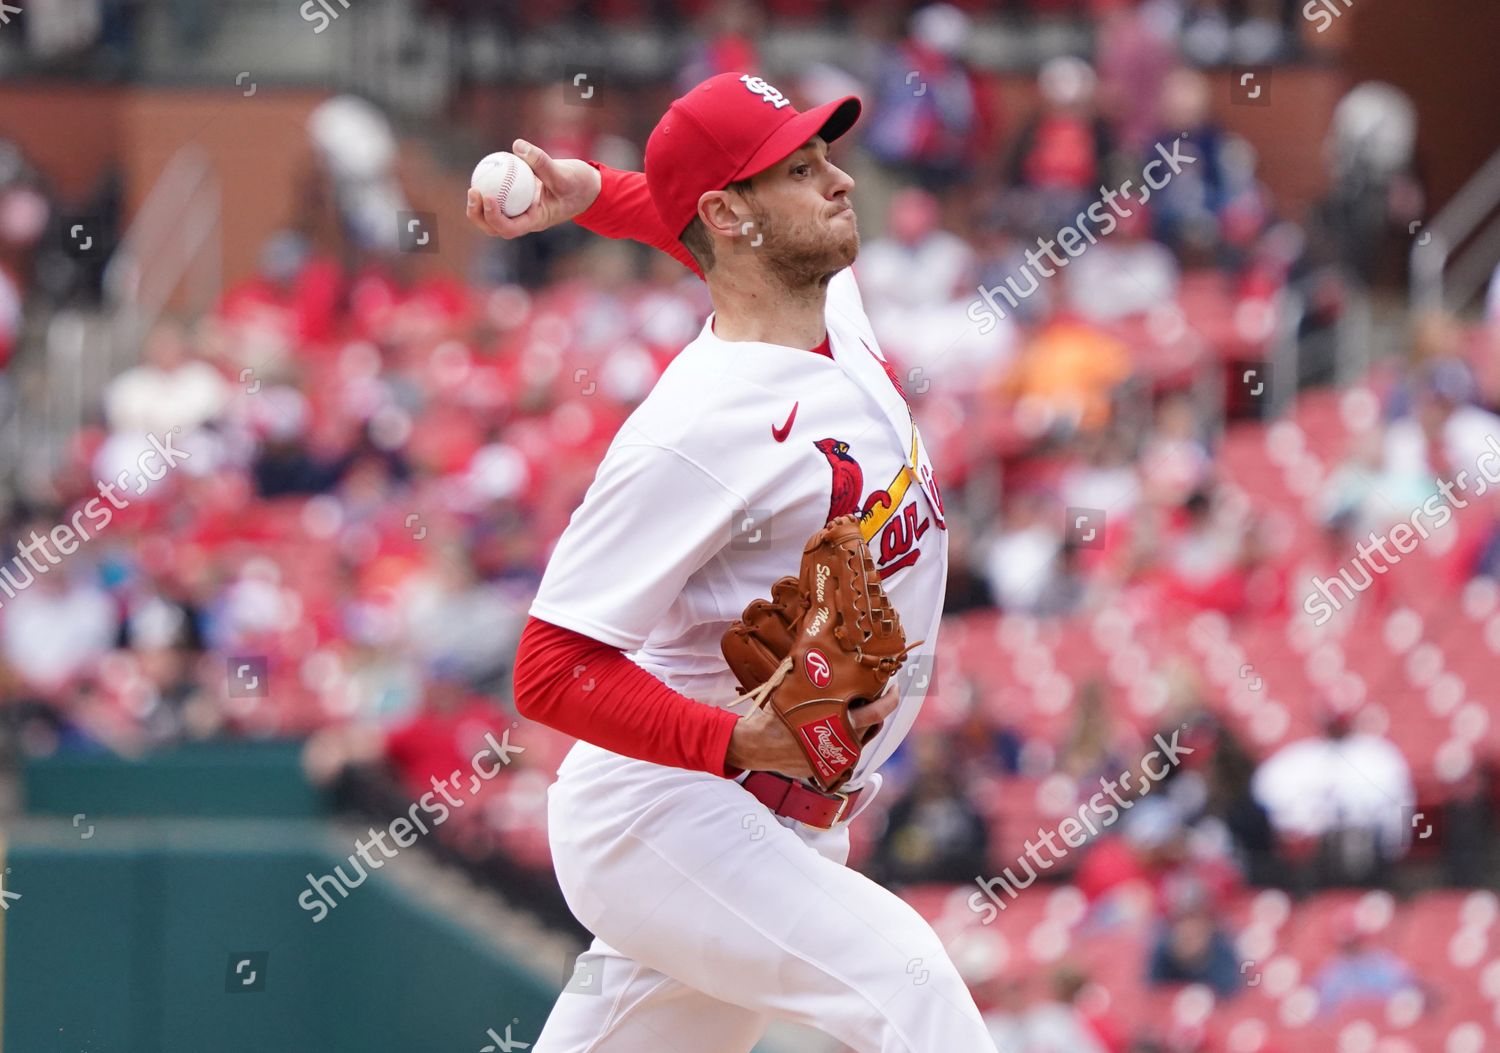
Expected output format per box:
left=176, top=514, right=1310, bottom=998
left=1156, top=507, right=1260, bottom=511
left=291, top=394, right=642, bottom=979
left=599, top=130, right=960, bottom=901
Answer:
left=466, top=73, right=998, bottom=1052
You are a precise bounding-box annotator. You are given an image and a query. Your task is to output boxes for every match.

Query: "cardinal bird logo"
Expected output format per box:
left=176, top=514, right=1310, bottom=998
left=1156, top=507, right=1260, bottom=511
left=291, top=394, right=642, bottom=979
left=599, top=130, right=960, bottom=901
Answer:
left=815, top=437, right=864, bottom=523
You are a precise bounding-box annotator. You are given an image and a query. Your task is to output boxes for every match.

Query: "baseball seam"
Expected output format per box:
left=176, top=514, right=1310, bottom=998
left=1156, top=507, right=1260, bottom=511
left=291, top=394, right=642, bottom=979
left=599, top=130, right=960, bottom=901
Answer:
left=498, top=159, right=517, bottom=212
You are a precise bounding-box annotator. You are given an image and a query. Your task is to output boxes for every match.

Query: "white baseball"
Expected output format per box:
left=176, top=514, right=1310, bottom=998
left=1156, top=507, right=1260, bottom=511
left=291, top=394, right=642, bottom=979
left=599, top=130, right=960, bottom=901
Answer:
left=471, top=151, right=539, bottom=218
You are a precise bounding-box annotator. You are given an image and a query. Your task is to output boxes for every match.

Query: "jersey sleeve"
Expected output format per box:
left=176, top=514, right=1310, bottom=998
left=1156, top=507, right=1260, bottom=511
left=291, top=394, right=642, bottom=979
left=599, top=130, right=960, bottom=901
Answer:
left=574, top=162, right=704, bottom=280
left=512, top=615, right=741, bottom=777
left=529, top=440, right=741, bottom=651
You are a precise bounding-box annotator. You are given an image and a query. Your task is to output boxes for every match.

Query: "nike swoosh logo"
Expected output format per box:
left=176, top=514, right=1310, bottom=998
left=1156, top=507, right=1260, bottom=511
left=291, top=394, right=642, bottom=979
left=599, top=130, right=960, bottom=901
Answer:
left=771, top=402, right=798, bottom=443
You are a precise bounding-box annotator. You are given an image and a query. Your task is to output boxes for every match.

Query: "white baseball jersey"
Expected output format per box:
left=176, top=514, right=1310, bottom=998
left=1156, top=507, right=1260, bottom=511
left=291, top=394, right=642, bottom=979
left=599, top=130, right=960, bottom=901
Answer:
left=529, top=266, right=998, bottom=1053
left=529, top=265, right=949, bottom=789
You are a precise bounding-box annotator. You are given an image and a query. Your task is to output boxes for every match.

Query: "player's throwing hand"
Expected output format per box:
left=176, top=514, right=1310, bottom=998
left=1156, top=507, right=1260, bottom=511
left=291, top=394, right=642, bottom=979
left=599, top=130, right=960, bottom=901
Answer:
left=464, top=139, right=601, bottom=239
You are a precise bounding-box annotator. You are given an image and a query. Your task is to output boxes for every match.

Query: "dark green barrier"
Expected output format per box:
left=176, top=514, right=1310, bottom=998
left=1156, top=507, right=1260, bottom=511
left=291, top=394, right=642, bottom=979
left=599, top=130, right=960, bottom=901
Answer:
left=2, top=823, right=556, bottom=1053
left=21, top=740, right=326, bottom=819
left=9, top=746, right=792, bottom=1053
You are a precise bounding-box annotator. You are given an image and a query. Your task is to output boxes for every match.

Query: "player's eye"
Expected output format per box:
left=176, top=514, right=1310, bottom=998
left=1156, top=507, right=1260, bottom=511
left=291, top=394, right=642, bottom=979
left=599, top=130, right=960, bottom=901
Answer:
left=792, top=163, right=811, bottom=177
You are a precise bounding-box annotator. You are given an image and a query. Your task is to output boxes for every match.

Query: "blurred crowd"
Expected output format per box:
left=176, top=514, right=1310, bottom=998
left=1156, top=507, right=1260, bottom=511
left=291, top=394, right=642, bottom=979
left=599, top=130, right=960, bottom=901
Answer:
left=0, top=0, right=1317, bottom=80
left=2, top=2, right=1499, bottom=1050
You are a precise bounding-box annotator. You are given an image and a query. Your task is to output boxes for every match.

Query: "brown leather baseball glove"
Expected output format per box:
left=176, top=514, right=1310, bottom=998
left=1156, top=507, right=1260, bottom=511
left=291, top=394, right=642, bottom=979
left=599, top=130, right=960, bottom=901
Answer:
left=721, top=514, right=919, bottom=792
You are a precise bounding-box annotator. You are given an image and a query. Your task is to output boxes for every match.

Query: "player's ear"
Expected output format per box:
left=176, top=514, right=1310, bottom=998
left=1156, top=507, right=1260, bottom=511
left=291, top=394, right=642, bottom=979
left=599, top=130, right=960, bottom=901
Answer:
left=698, top=190, right=748, bottom=243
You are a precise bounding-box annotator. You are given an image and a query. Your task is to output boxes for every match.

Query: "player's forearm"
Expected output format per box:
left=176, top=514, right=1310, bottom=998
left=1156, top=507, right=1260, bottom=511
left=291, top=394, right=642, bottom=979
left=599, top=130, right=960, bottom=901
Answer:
left=574, top=163, right=704, bottom=279
left=513, top=615, right=739, bottom=776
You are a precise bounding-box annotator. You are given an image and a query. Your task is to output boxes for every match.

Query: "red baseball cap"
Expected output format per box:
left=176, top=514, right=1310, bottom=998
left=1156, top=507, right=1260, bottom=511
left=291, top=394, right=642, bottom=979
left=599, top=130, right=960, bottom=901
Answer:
left=645, top=72, right=861, bottom=238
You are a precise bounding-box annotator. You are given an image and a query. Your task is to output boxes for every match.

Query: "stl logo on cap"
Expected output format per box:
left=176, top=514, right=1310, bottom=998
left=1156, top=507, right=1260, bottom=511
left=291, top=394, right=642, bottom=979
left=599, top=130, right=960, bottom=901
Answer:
left=740, top=74, right=792, bottom=110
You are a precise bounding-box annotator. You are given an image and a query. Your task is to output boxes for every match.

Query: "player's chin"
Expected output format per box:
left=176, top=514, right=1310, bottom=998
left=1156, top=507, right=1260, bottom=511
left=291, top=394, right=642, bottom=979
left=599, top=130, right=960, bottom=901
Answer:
left=830, top=225, right=860, bottom=268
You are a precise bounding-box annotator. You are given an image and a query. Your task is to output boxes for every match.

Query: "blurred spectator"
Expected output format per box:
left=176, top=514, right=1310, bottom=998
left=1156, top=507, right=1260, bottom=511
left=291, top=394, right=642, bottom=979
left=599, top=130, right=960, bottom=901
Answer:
left=979, top=970, right=1032, bottom=1052
left=1146, top=877, right=1243, bottom=996
left=943, top=528, right=996, bottom=615
left=1006, top=57, right=1116, bottom=232
left=402, top=547, right=528, bottom=691
left=1385, top=337, right=1500, bottom=482
left=1065, top=206, right=1179, bottom=323
left=1138, top=393, right=1212, bottom=507
left=219, top=231, right=342, bottom=349
left=1318, top=426, right=1432, bottom=541
left=678, top=0, right=762, bottom=91
left=304, top=669, right=507, bottom=803
left=1145, top=68, right=1257, bottom=260
left=1174, top=0, right=1289, bottom=66
left=863, top=4, right=994, bottom=193
left=985, top=967, right=1118, bottom=1053
left=0, top=168, right=50, bottom=367
left=1178, top=0, right=1234, bottom=66
left=103, top=319, right=229, bottom=439
left=859, top=188, right=975, bottom=313
left=251, top=393, right=343, bottom=498
left=993, top=305, right=1132, bottom=435
left=1058, top=679, right=1127, bottom=782
left=970, top=218, right=1054, bottom=327
left=0, top=558, right=117, bottom=700
left=380, top=673, right=511, bottom=800
left=1201, top=724, right=1277, bottom=886
left=1060, top=427, right=1144, bottom=527
left=1154, top=487, right=1258, bottom=613
left=1251, top=710, right=1415, bottom=885
left=1312, top=910, right=1421, bottom=1015
left=870, top=734, right=989, bottom=886
left=1077, top=791, right=1241, bottom=916
left=1040, top=539, right=1092, bottom=616
left=980, top=489, right=1063, bottom=613
left=1434, top=761, right=1495, bottom=887
left=950, top=692, right=1024, bottom=777
left=305, top=95, right=411, bottom=258
left=1095, top=0, right=1177, bottom=155
left=1319, top=82, right=1423, bottom=288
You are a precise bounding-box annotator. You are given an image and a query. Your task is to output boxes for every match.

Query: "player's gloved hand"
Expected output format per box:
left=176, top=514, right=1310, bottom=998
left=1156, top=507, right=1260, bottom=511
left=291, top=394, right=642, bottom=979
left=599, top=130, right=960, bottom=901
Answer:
left=726, top=679, right=898, bottom=781
left=465, top=139, right=602, bottom=239
left=721, top=515, right=920, bottom=792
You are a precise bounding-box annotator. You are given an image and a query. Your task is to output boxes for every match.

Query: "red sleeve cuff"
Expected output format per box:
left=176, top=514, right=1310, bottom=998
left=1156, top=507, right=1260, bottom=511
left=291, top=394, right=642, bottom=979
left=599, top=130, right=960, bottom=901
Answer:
left=574, top=162, right=704, bottom=280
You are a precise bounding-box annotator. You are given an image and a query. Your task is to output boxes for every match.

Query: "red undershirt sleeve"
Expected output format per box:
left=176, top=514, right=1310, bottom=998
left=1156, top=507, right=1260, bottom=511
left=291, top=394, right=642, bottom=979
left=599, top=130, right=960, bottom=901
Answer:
left=512, top=615, right=743, bottom=779
left=574, top=162, right=705, bottom=281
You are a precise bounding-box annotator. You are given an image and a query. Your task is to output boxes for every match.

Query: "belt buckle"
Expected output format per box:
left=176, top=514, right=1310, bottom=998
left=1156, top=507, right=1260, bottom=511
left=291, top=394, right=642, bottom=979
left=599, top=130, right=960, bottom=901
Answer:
left=828, top=788, right=852, bottom=827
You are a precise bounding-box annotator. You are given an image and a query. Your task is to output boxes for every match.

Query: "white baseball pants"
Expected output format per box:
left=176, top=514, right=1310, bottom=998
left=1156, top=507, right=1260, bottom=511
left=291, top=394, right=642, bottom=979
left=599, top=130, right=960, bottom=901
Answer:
left=531, top=743, right=998, bottom=1053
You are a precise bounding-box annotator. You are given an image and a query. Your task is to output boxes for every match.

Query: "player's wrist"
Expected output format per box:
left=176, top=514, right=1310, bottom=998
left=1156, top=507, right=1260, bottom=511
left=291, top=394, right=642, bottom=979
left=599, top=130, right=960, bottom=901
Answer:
left=577, top=160, right=602, bottom=214
left=726, top=711, right=783, bottom=773
left=568, top=160, right=607, bottom=222
left=725, top=715, right=760, bottom=771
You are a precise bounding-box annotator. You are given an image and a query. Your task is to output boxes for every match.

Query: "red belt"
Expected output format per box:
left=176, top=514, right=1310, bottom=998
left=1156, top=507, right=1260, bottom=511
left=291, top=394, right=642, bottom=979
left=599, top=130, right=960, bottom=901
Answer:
left=742, top=771, right=863, bottom=830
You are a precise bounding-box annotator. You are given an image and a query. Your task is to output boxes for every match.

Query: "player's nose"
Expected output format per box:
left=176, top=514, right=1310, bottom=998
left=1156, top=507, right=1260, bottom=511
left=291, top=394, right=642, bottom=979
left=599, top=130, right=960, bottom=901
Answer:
left=828, top=162, right=855, bottom=199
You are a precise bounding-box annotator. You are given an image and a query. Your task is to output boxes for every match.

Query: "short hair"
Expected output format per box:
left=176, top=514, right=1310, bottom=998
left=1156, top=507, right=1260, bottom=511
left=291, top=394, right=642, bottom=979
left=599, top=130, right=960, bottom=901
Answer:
left=679, top=177, right=754, bottom=273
